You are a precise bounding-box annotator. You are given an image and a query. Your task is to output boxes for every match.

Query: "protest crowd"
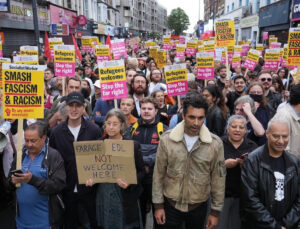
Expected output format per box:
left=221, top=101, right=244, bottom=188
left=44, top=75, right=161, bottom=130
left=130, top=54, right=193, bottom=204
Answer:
left=1, top=24, right=300, bottom=229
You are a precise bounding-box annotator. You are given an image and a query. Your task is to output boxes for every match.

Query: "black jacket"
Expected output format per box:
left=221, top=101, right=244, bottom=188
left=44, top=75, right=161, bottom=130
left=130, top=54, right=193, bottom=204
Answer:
left=49, top=117, right=102, bottom=193
left=9, top=145, right=66, bottom=228
left=205, top=104, right=226, bottom=137
left=222, top=136, right=257, bottom=198
left=266, top=90, right=281, bottom=111
left=241, top=145, right=300, bottom=229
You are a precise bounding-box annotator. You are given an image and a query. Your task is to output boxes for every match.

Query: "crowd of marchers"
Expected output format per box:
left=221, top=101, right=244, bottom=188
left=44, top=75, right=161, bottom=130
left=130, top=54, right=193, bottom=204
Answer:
left=1, top=40, right=300, bottom=229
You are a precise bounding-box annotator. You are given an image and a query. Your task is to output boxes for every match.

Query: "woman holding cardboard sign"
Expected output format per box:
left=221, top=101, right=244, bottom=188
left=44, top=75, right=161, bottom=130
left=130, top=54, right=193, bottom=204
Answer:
left=86, top=108, right=145, bottom=229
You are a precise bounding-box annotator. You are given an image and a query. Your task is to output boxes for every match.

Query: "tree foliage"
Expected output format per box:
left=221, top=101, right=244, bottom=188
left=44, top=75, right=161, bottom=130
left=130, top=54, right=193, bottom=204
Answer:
left=167, top=8, right=190, bottom=35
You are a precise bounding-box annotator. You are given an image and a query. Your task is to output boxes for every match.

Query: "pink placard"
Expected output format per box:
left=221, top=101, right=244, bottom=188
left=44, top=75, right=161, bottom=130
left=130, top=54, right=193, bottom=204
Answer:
left=197, top=67, right=214, bottom=80
left=97, top=55, right=111, bottom=63
left=81, top=46, right=95, bottom=53
left=50, top=50, right=54, bottom=58
left=263, top=32, right=269, bottom=41
left=270, top=43, right=281, bottom=49
left=228, top=52, right=233, bottom=64
left=101, top=81, right=128, bottom=100
left=232, top=61, right=241, bottom=69
left=176, top=52, right=185, bottom=58
left=244, top=59, right=257, bottom=70
left=179, top=36, right=186, bottom=44
left=167, top=81, right=188, bottom=97
left=264, top=61, right=280, bottom=71
left=0, top=50, right=2, bottom=58
left=111, top=41, right=127, bottom=60
left=221, top=56, right=226, bottom=65
left=241, top=45, right=250, bottom=56
left=54, top=62, right=75, bottom=77
left=163, top=43, right=172, bottom=50
left=186, top=48, right=196, bottom=55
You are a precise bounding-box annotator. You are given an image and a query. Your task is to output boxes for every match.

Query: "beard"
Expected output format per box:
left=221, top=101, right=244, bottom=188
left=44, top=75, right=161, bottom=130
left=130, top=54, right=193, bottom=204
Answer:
left=134, top=86, right=146, bottom=95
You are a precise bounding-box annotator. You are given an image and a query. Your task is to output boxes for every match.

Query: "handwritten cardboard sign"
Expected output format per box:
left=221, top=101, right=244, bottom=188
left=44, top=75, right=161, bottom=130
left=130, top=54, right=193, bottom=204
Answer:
left=2, top=63, right=46, bottom=119
left=74, top=139, right=137, bottom=184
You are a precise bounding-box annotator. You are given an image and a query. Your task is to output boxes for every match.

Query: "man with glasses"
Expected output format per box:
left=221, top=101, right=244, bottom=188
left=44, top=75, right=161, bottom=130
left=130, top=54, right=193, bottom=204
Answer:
left=258, top=70, right=281, bottom=110
left=129, top=73, right=149, bottom=118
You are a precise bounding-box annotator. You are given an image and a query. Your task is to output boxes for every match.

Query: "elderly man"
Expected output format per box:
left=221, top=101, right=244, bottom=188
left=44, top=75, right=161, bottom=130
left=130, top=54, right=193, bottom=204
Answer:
left=10, top=121, right=66, bottom=229
left=241, top=118, right=300, bottom=229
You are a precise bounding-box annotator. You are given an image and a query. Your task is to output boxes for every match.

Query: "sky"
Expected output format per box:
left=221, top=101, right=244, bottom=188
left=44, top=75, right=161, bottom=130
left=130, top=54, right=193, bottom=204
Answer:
left=157, top=0, right=204, bottom=33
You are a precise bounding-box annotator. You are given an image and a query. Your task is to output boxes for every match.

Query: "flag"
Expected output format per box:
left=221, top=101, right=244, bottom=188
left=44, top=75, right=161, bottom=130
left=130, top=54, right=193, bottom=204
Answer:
left=72, top=34, right=82, bottom=61
left=106, top=34, right=111, bottom=48
left=44, top=32, right=52, bottom=62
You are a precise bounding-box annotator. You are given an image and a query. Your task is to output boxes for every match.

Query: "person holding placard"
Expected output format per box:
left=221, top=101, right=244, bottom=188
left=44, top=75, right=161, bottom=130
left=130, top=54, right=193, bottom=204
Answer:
left=49, top=92, right=102, bottom=229
left=86, top=108, right=145, bottom=229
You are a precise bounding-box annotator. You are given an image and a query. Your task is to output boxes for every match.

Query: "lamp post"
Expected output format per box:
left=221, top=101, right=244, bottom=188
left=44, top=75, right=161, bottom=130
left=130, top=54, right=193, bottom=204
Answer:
left=32, top=0, right=41, bottom=55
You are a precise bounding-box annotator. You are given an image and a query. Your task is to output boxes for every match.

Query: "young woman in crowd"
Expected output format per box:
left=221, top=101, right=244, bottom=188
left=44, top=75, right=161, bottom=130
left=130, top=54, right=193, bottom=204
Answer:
left=151, top=90, right=169, bottom=126
left=202, top=85, right=227, bottom=136
left=148, top=68, right=167, bottom=95
left=86, top=109, right=145, bottom=229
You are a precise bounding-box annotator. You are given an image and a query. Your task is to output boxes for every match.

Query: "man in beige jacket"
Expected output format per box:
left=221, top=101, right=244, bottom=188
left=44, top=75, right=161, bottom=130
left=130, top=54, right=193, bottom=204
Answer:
left=152, top=90, right=226, bottom=229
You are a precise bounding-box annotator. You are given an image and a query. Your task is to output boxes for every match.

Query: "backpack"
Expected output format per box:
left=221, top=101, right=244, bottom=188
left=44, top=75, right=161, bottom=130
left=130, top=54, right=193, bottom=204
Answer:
left=130, top=121, right=164, bottom=138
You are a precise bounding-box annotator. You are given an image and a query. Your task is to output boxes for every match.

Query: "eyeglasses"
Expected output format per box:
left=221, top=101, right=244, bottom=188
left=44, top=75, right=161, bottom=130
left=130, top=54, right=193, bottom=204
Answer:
left=134, top=80, right=146, bottom=85
left=105, top=122, right=121, bottom=127
left=260, top=78, right=272, bottom=82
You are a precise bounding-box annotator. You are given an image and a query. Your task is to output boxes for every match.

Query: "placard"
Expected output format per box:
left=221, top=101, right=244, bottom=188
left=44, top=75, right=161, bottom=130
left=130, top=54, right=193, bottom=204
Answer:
left=270, top=42, right=281, bottom=49
left=145, top=40, right=156, bottom=47
left=0, top=42, right=3, bottom=57
left=20, top=46, right=38, bottom=56
left=186, top=40, right=197, bottom=55
left=54, top=45, right=75, bottom=77
left=111, top=39, right=127, bottom=60
left=179, top=36, right=186, bottom=44
left=163, top=36, right=172, bottom=50
left=196, top=52, right=214, bottom=80
left=215, top=20, right=235, bottom=47
left=287, top=28, right=300, bottom=66
left=241, top=44, right=250, bottom=56
left=164, top=64, right=188, bottom=97
left=2, top=64, right=46, bottom=119
left=264, top=49, right=281, bottom=70
left=231, top=54, right=241, bottom=69
left=244, top=49, right=261, bottom=70
left=176, top=44, right=186, bottom=58
left=13, top=55, right=39, bottom=65
left=156, top=50, right=167, bottom=69
left=49, top=38, right=63, bottom=58
left=0, top=58, right=11, bottom=88
left=74, top=139, right=137, bottom=184
left=98, top=60, right=128, bottom=100
left=96, top=45, right=111, bottom=63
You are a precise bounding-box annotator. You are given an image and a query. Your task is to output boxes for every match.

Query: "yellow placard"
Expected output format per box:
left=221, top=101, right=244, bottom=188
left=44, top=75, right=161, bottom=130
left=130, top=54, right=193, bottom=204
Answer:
left=98, top=66, right=126, bottom=83
left=283, top=47, right=288, bottom=60
left=238, top=41, right=245, bottom=45
left=187, top=41, right=197, bottom=49
left=227, top=46, right=234, bottom=53
left=232, top=55, right=241, bottom=62
left=196, top=56, right=214, bottom=68
left=198, top=45, right=204, bottom=52
left=50, top=41, right=63, bottom=50
left=163, top=37, right=171, bottom=44
left=0, top=58, right=11, bottom=88
left=256, top=45, right=263, bottom=51
left=269, top=37, right=278, bottom=44
left=54, top=50, right=75, bottom=63
left=2, top=65, right=45, bottom=119
left=197, top=40, right=204, bottom=46
left=176, top=46, right=185, bottom=53
left=287, top=29, right=300, bottom=65
left=264, top=51, right=280, bottom=61
left=146, top=41, right=156, bottom=47
left=20, top=50, right=38, bottom=56
left=204, top=43, right=215, bottom=52
left=96, top=47, right=110, bottom=56
left=247, top=51, right=260, bottom=62
left=81, top=38, right=92, bottom=46
left=234, top=45, right=242, bottom=53
left=215, top=20, right=235, bottom=47
left=157, top=50, right=167, bottom=69
left=164, top=68, right=187, bottom=84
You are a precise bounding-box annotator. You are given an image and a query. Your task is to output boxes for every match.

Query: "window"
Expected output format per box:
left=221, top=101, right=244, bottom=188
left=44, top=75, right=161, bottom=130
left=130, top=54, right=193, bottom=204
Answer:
left=239, top=0, right=242, bottom=7
left=246, top=0, right=249, bottom=6
left=266, top=0, right=270, bottom=4
left=256, top=0, right=260, bottom=11
left=232, top=2, right=235, bottom=10
left=227, top=5, right=229, bottom=12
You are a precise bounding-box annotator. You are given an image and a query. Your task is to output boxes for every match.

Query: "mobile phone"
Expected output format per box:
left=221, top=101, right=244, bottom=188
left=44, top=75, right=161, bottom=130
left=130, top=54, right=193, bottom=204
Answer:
left=10, top=169, right=23, bottom=176
left=239, top=153, right=249, bottom=159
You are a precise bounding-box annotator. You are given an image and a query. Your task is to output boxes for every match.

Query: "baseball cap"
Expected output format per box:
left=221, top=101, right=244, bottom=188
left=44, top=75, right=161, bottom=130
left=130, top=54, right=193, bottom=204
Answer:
left=93, top=80, right=101, bottom=88
left=66, top=92, right=85, bottom=105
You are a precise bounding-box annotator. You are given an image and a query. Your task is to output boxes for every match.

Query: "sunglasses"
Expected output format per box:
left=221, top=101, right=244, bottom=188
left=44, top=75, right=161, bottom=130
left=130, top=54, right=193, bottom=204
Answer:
left=260, top=78, right=272, bottom=82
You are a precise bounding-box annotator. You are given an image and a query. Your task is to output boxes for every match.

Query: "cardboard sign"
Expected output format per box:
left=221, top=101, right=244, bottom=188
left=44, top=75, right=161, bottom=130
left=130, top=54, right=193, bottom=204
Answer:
left=98, top=60, right=128, bottom=100
left=244, top=49, right=261, bottom=70
left=264, top=49, right=280, bottom=70
left=111, top=39, right=127, bottom=60
left=54, top=45, right=75, bottom=77
left=2, top=63, right=46, bottom=119
left=13, top=55, right=39, bottom=65
left=96, top=45, right=111, bottom=63
left=176, top=44, right=186, bottom=58
left=232, top=54, right=241, bottom=69
left=156, top=50, right=167, bottom=69
left=287, top=28, right=300, bottom=66
left=215, top=20, right=235, bottom=47
left=20, top=46, right=38, bottom=56
left=0, top=42, right=2, bottom=58
left=74, top=139, right=137, bottom=184
left=186, top=40, right=197, bottom=55
left=196, top=52, right=214, bottom=80
left=164, top=64, right=188, bottom=97
left=0, top=58, right=11, bottom=88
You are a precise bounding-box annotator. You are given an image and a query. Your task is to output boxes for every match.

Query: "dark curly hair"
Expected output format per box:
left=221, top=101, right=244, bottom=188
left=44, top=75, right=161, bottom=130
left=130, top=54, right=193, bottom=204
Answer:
left=183, top=90, right=208, bottom=115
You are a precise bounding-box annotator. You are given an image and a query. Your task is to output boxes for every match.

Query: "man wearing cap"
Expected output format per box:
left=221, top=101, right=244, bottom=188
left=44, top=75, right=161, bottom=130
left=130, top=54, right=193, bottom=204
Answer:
left=50, top=92, right=102, bottom=229
left=91, top=80, right=101, bottom=110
